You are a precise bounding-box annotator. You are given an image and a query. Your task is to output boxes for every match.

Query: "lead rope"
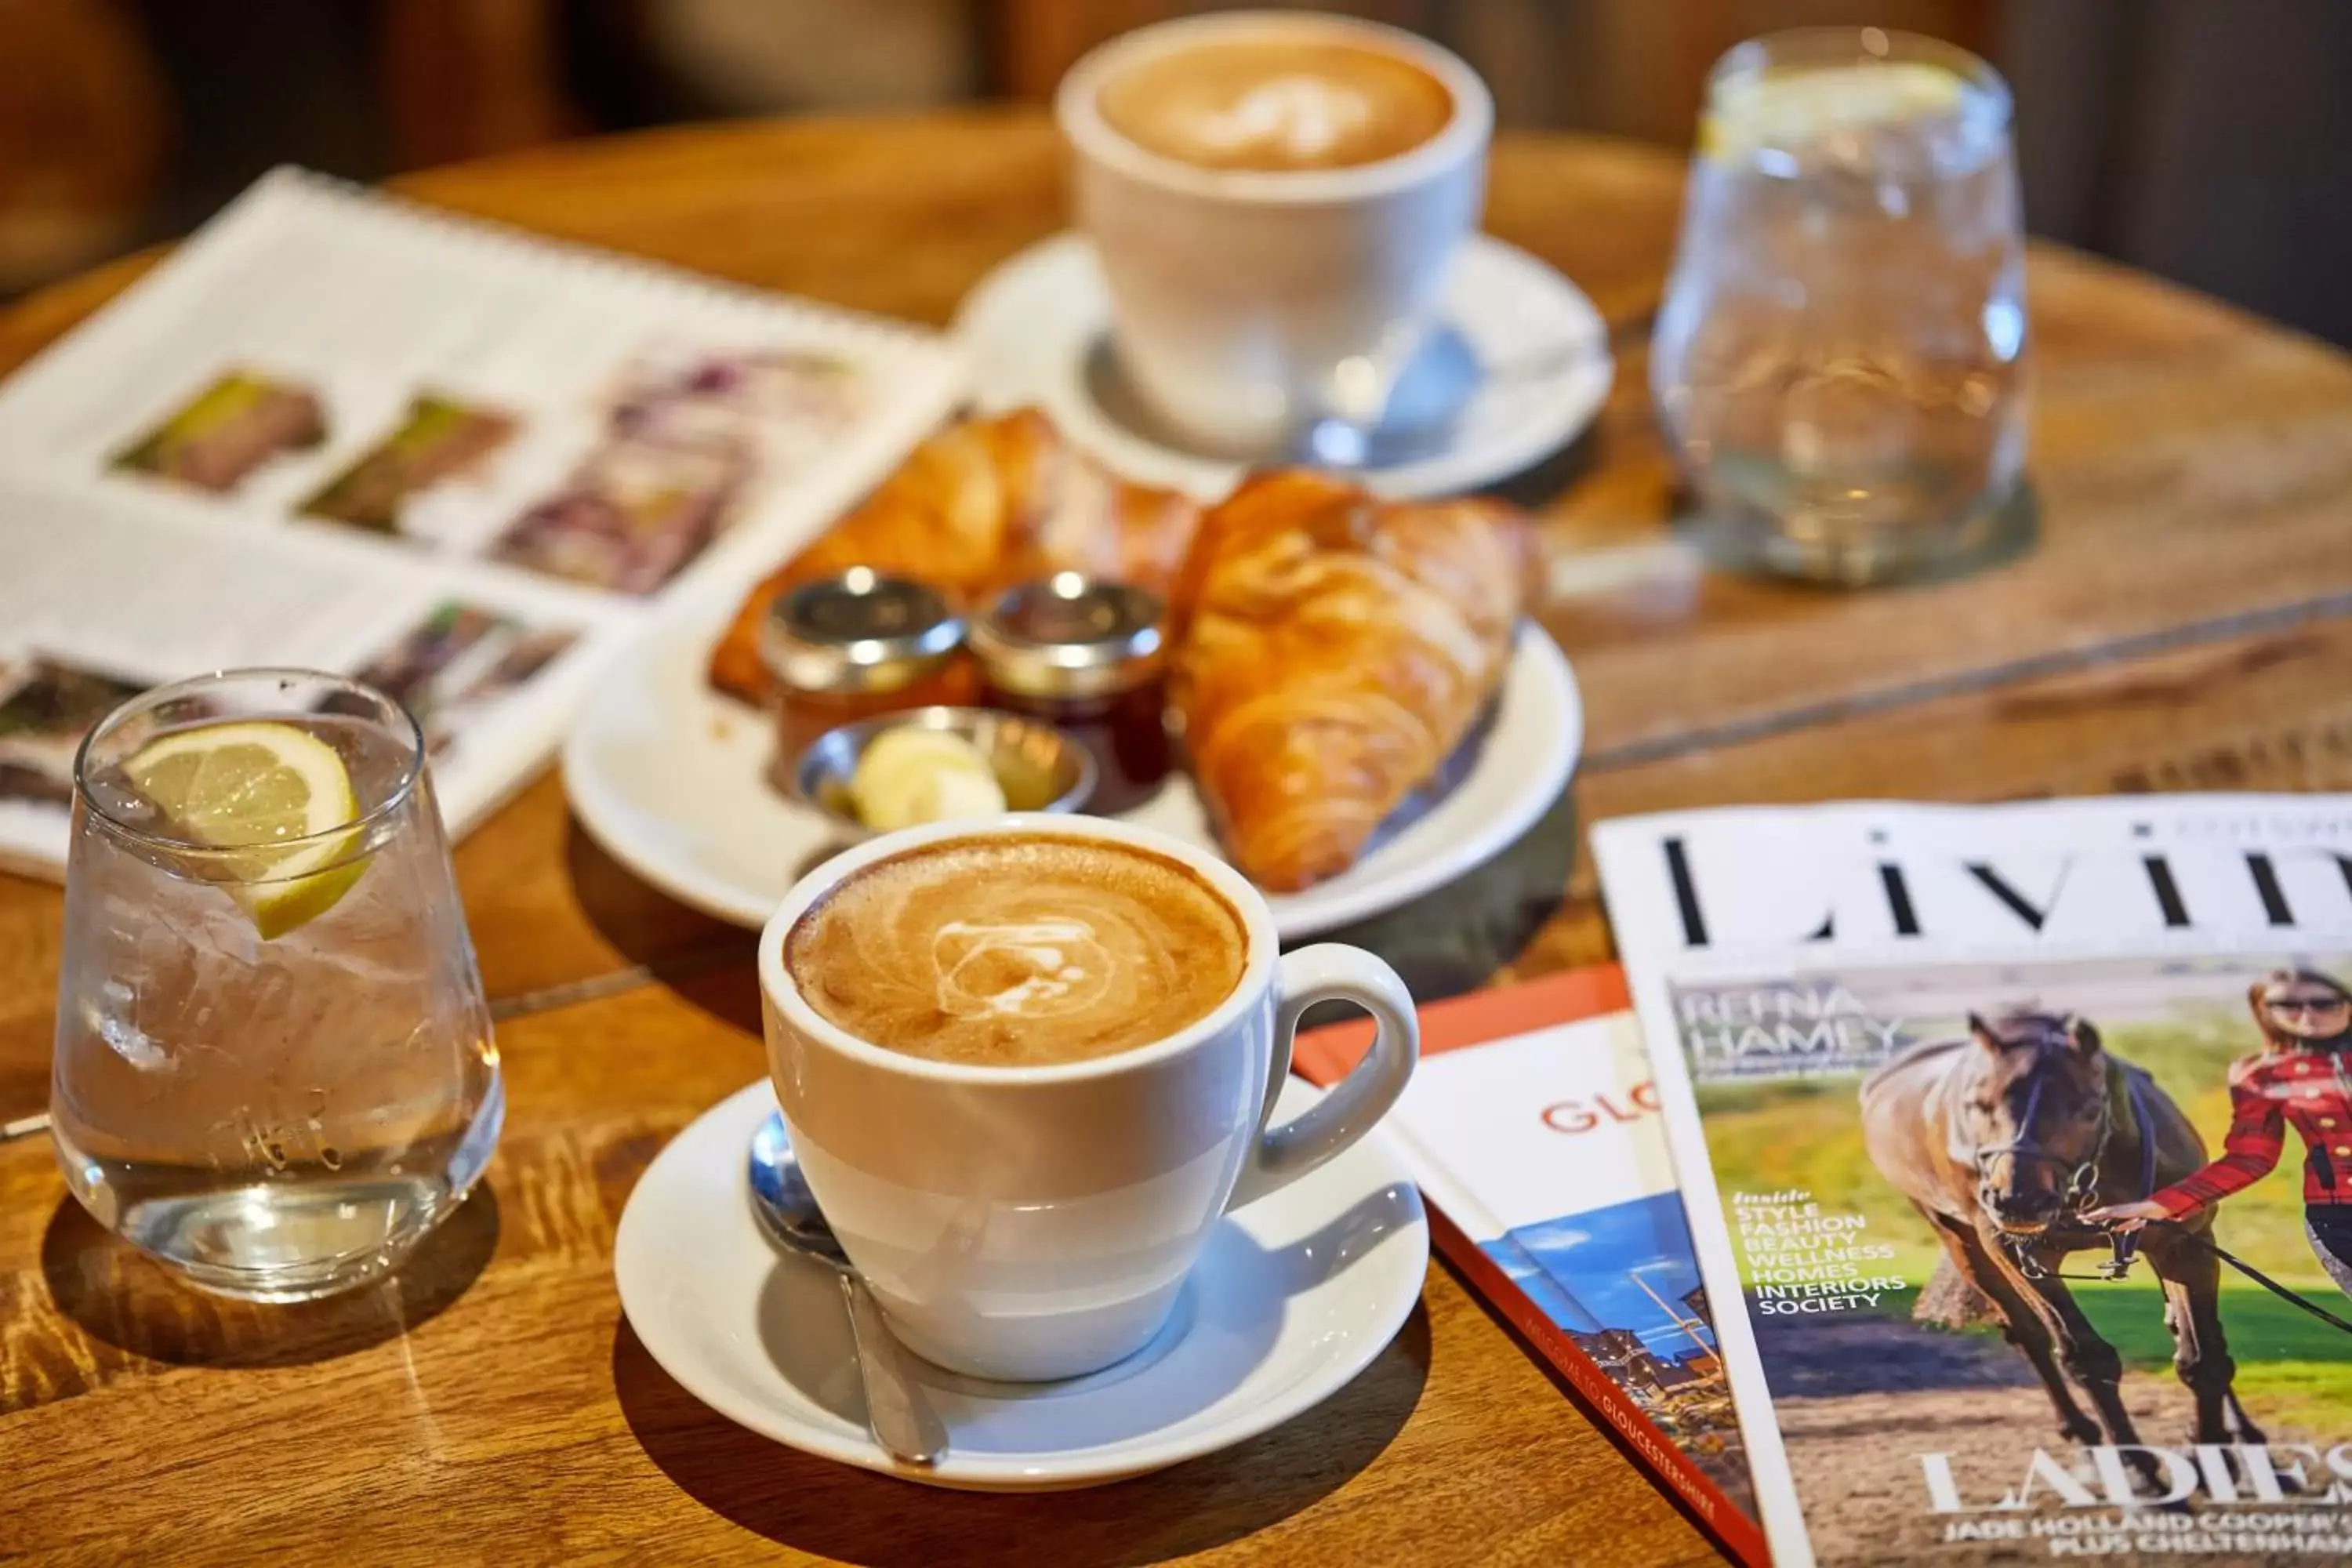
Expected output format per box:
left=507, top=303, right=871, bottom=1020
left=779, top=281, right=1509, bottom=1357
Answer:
left=2165, top=1226, right=2352, bottom=1336
left=2031, top=1068, right=2352, bottom=1334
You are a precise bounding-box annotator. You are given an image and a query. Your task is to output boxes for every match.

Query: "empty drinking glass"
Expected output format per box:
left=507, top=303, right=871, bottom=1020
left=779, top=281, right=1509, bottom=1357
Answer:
left=1652, top=27, right=2028, bottom=583
left=51, top=670, right=502, bottom=1301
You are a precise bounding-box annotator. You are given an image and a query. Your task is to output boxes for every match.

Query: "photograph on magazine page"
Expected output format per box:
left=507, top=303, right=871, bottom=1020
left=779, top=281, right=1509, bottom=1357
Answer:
left=1675, top=952, right=2352, bottom=1565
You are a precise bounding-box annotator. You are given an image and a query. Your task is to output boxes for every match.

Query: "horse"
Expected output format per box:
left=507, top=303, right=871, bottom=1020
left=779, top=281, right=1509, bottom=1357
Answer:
left=1860, top=1007, right=2263, bottom=1467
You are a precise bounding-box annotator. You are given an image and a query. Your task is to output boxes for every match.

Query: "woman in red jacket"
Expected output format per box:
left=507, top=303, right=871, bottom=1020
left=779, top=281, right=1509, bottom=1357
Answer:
left=2088, top=968, right=2352, bottom=1299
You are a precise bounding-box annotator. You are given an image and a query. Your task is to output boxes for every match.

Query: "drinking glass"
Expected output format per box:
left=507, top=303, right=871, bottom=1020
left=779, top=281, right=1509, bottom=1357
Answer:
left=1651, top=27, right=2028, bottom=583
left=50, top=670, right=502, bottom=1301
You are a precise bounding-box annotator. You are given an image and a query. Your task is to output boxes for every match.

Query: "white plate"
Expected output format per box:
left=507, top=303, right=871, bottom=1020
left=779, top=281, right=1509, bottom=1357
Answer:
left=614, top=1078, right=1429, bottom=1490
left=561, top=613, right=1581, bottom=938
left=953, top=231, right=1614, bottom=501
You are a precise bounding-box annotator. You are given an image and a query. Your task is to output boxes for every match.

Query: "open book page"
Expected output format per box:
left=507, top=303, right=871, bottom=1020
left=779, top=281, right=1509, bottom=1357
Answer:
left=0, top=167, right=964, bottom=875
left=0, top=470, right=618, bottom=877
left=1293, top=970, right=1763, bottom=1552
left=1595, top=797, right=2352, bottom=1568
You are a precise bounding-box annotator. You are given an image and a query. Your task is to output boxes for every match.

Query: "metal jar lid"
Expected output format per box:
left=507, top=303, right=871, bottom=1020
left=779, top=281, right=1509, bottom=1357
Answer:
left=758, top=569, right=964, bottom=695
left=969, top=574, right=1165, bottom=701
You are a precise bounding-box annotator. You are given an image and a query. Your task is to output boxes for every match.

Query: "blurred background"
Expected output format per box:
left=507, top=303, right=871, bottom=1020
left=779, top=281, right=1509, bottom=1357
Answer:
left=5, top=0, right=2347, bottom=346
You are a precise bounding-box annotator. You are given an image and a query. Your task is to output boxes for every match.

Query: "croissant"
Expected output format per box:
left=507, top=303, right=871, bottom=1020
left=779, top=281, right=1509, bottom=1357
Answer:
left=1168, top=471, right=1526, bottom=893
left=707, top=408, right=1200, bottom=703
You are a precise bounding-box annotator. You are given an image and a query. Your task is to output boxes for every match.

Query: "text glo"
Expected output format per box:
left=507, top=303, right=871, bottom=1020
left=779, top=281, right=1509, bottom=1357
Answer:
left=1539, top=1082, right=1659, bottom=1134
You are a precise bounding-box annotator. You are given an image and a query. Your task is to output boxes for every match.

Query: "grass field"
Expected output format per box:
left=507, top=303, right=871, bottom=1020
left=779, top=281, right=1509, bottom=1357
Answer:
left=2074, top=1282, right=2352, bottom=1434
left=1697, top=1007, right=2352, bottom=1432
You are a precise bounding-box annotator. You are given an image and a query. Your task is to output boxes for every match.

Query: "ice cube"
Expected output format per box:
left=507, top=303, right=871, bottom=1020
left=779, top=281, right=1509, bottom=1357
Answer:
left=88, top=981, right=170, bottom=1072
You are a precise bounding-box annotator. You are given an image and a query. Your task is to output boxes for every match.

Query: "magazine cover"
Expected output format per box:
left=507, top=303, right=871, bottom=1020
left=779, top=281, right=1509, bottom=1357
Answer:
left=1292, top=967, right=1768, bottom=1565
left=1595, top=797, right=2352, bottom=1566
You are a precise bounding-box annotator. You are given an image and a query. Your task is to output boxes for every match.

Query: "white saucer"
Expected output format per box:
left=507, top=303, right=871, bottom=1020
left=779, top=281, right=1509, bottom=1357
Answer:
left=952, top=231, right=1614, bottom=500
left=561, top=612, right=1580, bottom=938
left=614, top=1078, right=1429, bottom=1491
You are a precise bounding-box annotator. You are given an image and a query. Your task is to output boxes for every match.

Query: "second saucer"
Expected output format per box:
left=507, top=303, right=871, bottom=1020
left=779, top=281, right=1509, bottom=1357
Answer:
left=953, top=231, right=1615, bottom=502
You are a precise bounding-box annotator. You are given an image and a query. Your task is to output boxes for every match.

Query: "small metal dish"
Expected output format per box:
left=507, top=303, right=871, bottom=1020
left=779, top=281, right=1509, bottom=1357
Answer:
left=790, top=706, right=1097, bottom=840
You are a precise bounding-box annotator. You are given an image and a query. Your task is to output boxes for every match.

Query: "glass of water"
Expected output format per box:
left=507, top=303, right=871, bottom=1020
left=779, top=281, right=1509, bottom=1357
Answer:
left=51, top=670, right=501, bottom=1301
left=1651, top=27, right=2028, bottom=583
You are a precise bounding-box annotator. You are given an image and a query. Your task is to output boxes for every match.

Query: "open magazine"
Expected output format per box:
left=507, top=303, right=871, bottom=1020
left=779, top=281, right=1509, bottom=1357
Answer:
left=1293, top=967, right=1769, bottom=1565
left=1595, top=797, right=2352, bottom=1566
left=0, top=167, right=963, bottom=878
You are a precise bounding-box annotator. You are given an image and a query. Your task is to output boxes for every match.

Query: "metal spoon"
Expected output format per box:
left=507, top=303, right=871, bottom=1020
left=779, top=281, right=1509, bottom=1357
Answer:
left=746, top=1110, right=946, bottom=1465
left=1083, top=327, right=1483, bottom=472
left=1081, top=325, right=1602, bottom=473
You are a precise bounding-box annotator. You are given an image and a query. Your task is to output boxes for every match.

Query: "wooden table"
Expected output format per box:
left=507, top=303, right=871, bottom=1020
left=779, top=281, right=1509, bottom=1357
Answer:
left=6, top=113, right=2352, bottom=1566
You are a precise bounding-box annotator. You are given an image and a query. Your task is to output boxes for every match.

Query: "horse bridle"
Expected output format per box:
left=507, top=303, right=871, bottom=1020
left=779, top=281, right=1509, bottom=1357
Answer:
left=1974, top=1065, right=2114, bottom=1209
left=1974, top=1051, right=2161, bottom=1282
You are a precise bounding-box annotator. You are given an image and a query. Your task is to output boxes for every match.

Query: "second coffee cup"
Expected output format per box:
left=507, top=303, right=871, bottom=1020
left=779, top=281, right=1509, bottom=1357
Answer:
left=1057, top=11, right=1493, bottom=456
left=759, top=812, right=1421, bottom=1381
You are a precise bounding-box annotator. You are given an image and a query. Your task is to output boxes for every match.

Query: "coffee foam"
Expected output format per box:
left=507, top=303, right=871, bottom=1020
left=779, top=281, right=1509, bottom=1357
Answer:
left=1096, top=38, right=1455, bottom=172
left=786, top=835, right=1248, bottom=1067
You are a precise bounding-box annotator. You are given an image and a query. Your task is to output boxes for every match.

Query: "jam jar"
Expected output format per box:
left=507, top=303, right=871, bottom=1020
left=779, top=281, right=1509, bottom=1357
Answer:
left=970, top=575, right=1171, bottom=814
left=761, top=571, right=971, bottom=768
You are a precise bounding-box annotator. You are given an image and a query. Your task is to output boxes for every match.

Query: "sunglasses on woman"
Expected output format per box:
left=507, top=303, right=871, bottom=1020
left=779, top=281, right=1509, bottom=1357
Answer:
left=2265, top=993, right=2351, bottom=1017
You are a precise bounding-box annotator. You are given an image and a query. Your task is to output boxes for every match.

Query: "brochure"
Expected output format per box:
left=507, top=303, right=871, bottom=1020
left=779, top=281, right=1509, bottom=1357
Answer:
left=0, top=167, right=964, bottom=877
left=1294, top=967, right=1768, bottom=1564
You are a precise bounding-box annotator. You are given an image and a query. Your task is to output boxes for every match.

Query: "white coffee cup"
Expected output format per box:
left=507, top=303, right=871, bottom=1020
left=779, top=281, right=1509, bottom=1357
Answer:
left=758, top=812, right=1419, bottom=1382
left=1057, top=11, right=1493, bottom=455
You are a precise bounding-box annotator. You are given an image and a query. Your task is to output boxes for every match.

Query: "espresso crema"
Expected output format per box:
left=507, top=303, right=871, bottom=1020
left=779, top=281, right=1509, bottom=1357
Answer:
left=1096, top=36, right=1455, bottom=172
left=786, top=834, right=1247, bottom=1067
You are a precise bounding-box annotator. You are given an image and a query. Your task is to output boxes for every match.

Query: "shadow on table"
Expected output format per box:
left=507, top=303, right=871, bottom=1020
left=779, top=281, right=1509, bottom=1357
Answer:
left=612, top=1302, right=1432, bottom=1567
left=563, top=815, right=759, bottom=982
left=1307, top=780, right=1577, bottom=1006
left=39, top=1181, right=499, bottom=1369
left=1484, top=414, right=1602, bottom=513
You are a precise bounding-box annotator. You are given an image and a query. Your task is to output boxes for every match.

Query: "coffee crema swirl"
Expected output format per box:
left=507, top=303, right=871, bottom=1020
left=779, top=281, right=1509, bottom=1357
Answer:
left=786, top=834, right=1248, bottom=1067
left=1096, top=38, right=1455, bottom=173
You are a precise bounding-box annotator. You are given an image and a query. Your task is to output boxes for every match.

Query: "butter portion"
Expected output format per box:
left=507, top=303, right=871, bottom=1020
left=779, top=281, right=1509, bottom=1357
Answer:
left=851, top=728, right=1008, bottom=830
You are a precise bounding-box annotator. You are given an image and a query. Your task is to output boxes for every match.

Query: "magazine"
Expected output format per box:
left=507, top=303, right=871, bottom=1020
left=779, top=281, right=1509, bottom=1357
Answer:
left=0, top=167, right=964, bottom=877
left=1292, top=967, right=1769, bottom=1565
left=1594, top=797, right=2352, bottom=1566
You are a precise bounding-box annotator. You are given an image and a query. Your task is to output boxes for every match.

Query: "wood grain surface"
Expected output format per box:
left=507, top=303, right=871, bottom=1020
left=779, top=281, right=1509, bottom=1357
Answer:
left=5, top=111, right=2352, bottom=1566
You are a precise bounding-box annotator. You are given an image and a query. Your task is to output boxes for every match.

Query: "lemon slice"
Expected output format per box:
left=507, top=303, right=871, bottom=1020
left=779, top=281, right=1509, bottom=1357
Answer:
left=124, top=720, right=371, bottom=938
left=1704, top=61, right=1965, bottom=162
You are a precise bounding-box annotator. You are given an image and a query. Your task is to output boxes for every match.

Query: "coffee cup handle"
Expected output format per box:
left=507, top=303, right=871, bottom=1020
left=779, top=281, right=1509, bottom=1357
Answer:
left=1225, top=944, right=1419, bottom=1212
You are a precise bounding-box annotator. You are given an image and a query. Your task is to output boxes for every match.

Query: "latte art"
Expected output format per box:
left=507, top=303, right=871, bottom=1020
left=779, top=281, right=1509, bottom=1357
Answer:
left=787, top=834, right=1247, bottom=1066
left=933, top=917, right=1112, bottom=1019
left=1177, top=75, right=1377, bottom=163
left=1096, top=38, right=1455, bottom=173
